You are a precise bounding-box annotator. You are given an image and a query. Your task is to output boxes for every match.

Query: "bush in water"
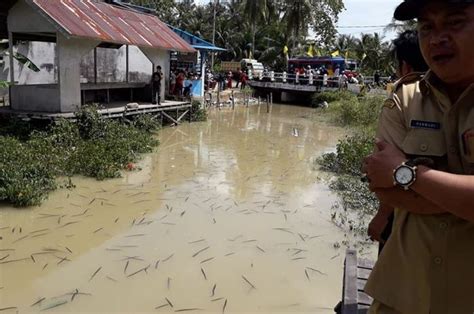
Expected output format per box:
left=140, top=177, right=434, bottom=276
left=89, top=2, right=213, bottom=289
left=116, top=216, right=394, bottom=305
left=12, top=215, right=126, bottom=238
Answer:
left=190, top=100, right=208, bottom=122
left=0, top=105, right=159, bottom=207
left=316, top=94, right=384, bottom=237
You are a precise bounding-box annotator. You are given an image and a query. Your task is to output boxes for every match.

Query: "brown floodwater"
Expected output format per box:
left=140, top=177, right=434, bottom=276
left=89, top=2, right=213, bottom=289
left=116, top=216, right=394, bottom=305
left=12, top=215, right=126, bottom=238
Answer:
left=0, top=104, right=365, bottom=313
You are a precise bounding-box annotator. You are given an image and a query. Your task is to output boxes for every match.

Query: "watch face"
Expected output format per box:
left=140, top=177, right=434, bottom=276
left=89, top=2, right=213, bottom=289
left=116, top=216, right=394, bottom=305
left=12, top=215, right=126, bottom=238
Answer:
left=395, top=166, right=414, bottom=185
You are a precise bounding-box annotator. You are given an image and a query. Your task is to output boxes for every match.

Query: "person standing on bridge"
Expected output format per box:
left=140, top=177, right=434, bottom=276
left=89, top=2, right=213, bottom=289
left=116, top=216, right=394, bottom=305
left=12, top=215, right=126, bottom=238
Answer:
left=362, top=1, right=474, bottom=313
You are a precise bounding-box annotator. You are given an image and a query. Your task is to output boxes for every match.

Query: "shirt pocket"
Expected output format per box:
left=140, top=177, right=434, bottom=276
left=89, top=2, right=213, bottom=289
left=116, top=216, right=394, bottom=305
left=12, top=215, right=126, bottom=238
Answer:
left=401, top=129, right=447, bottom=157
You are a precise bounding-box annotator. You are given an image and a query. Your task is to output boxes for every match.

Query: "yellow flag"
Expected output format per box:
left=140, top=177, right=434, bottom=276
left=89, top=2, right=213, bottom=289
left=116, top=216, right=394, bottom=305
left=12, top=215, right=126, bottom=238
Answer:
left=331, top=50, right=340, bottom=57
left=283, top=45, right=289, bottom=55
left=362, top=52, right=367, bottom=60
left=345, top=51, right=349, bottom=60
left=307, top=44, right=315, bottom=57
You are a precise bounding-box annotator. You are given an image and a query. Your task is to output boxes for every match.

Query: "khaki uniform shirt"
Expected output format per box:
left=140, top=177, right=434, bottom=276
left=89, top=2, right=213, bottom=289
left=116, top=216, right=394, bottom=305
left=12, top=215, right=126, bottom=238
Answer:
left=364, top=71, right=474, bottom=314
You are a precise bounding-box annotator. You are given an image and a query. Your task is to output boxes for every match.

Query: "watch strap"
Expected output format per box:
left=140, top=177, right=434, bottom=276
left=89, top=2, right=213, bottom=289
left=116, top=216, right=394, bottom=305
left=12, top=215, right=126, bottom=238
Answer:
left=405, top=157, right=434, bottom=168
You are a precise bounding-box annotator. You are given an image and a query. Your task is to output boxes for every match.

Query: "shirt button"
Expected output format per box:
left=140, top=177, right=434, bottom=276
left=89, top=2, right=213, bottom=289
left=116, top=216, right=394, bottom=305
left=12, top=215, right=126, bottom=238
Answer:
left=434, top=257, right=443, bottom=265
left=439, top=222, right=448, bottom=230
left=420, top=144, right=428, bottom=152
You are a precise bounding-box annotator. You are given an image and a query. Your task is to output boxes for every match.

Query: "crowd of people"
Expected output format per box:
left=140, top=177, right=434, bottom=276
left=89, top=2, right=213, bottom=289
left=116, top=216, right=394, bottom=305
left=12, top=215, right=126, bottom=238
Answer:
left=205, top=69, right=249, bottom=92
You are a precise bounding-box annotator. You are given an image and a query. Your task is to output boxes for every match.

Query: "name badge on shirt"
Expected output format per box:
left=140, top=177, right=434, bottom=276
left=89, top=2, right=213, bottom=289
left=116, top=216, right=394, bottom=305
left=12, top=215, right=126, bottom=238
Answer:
left=410, top=120, right=441, bottom=130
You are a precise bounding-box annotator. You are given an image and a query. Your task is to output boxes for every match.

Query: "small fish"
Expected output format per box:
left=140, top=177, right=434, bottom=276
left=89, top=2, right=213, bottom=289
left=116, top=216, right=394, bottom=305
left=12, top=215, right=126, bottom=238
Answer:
left=200, top=268, right=207, bottom=280
left=192, top=246, right=210, bottom=258
left=155, top=303, right=169, bottom=310
left=163, top=254, right=174, bottom=262
left=241, top=275, right=256, bottom=289
left=89, top=267, right=102, bottom=281
left=211, top=284, right=216, bottom=297
left=200, top=257, right=214, bottom=264
left=305, top=269, right=310, bottom=281
left=165, top=297, right=173, bottom=308
left=155, top=260, right=160, bottom=269
left=124, top=261, right=129, bottom=274
left=31, top=297, right=45, bottom=307
left=222, top=299, right=228, bottom=314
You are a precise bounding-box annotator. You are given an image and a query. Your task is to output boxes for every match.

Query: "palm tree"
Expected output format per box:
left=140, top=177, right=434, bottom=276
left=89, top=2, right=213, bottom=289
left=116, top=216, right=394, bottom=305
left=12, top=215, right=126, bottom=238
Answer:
left=284, top=0, right=312, bottom=50
left=243, top=0, right=268, bottom=58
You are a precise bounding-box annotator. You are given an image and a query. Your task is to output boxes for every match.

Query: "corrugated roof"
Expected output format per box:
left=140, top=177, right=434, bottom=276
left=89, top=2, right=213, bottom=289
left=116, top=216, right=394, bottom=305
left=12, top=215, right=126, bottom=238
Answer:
left=168, top=25, right=226, bottom=52
left=28, top=0, right=195, bottom=53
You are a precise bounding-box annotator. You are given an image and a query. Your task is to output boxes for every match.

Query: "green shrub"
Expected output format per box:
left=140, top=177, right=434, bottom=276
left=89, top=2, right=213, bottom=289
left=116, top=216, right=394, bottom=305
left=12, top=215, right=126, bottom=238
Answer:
left=0, top=106, right=160, bottom=206
left=327, top=95, right=384, bottom=129
left=0, top=136, right=57, bottom=206
left=318, top=132, right=374, bottom=177
left=312, top=90, right=355, bottom=107
left=190, top=100, right=208, bottom=122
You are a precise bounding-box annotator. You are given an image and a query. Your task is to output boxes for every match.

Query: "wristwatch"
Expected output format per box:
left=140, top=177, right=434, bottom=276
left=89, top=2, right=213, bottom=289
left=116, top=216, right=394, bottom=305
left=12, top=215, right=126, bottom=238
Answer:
left=393, top=158, right=434, bottom=190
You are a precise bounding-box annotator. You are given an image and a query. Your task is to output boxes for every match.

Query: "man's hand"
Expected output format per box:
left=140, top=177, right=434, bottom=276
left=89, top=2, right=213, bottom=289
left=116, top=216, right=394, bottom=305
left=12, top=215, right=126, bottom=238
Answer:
left=374, top=188, right=446, bottom=215
left=362, top=139, right=407, bottom=190
left=368, top=209, right=390, bottom=243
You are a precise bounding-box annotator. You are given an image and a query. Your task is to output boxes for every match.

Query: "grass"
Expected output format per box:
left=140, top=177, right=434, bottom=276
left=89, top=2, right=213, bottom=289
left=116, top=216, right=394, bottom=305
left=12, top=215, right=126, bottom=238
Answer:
left=315, top=91, right=385, bottom=237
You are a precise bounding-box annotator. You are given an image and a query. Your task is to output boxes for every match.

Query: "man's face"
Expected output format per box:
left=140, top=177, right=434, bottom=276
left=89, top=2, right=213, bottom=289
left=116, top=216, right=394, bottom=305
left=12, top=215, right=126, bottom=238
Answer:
left=417, top=3, right=474, bottom=86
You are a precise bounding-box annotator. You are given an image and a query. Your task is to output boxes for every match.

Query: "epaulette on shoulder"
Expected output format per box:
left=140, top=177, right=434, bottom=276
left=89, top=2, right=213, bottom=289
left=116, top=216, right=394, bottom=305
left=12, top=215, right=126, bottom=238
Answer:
left=392, top=72, right=425, bottom=92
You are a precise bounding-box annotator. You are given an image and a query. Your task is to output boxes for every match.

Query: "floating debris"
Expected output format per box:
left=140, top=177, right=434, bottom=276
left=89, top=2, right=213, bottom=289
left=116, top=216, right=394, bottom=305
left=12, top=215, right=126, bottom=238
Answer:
left=175, top=308, right=202, bottom=312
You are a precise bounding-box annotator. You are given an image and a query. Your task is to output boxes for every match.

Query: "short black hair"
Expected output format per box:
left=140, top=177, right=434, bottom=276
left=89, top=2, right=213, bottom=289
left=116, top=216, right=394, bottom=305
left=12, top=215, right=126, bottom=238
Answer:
left=391, top=30, right=429, bottom=73
left=157, top=65, right=162, bottom=69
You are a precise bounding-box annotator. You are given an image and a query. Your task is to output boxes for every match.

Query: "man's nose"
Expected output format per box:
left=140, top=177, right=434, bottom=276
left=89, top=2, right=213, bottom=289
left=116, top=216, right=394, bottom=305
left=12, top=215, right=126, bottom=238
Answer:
left=429, top=29, right=450, bottom=46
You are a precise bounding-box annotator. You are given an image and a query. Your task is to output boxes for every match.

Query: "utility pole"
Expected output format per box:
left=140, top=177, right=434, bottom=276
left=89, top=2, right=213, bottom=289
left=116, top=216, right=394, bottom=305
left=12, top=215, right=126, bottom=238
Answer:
left=211, top=0, right=218, bottom=70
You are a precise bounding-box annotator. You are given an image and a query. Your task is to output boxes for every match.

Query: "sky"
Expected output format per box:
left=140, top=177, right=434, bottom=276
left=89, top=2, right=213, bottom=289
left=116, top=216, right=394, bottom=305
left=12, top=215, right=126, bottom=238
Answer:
left=336, top=0, right=401, bottom=40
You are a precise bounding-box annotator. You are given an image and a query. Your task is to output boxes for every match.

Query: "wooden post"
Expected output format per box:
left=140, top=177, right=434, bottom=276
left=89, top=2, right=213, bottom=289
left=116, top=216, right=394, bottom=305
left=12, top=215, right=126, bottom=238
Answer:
left=231, top=90, right=235, bottom=110
left=217, top=88, right=220, bottom=109
left=125, top=45, right=129, bottom=83
left=258, top=96, right=260, bottom=106
left=266, top=94, right=270, bottom=113
left=270, top=92, right=273, bottom=113
left=8, top=32, right=14, bottom=85
left=93, top=47, right=98, bottom=84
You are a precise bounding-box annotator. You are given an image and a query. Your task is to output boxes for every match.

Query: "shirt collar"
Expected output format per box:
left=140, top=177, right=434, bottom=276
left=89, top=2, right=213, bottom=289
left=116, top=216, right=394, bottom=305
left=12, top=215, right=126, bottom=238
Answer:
left=420, top=70, right=474, bottom=111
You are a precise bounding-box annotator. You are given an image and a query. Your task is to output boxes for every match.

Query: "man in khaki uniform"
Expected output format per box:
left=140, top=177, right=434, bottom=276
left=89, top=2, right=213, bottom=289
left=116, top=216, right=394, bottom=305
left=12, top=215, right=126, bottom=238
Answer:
left=361, top=0, right=474, bottom=313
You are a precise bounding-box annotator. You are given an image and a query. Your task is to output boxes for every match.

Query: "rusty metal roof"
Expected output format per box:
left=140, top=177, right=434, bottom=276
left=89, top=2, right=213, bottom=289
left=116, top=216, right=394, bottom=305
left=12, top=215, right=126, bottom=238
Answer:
left=29, top=0, right=195, bottom=53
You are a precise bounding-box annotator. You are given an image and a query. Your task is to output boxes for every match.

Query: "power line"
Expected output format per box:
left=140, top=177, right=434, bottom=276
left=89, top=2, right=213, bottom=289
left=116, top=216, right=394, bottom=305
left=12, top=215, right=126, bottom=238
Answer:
left=336, top=25, right=388, bottom=28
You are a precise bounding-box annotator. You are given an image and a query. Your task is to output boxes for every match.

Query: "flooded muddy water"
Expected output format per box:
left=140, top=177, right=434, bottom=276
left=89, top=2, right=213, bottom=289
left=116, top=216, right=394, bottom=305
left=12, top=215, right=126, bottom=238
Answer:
left=1, top=104, right=358, bottom=313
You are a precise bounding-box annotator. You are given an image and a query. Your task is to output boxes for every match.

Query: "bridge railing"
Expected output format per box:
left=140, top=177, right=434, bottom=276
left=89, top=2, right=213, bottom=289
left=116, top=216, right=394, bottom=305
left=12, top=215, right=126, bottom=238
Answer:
left=248, top=71, right=391, bottom=89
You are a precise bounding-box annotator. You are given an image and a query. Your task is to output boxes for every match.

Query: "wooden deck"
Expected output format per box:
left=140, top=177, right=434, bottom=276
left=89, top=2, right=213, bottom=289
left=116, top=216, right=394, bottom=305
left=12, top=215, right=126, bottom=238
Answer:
left=0, top=101, right=192, bottom=125
left=335, top=249, right=375, bottom=314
